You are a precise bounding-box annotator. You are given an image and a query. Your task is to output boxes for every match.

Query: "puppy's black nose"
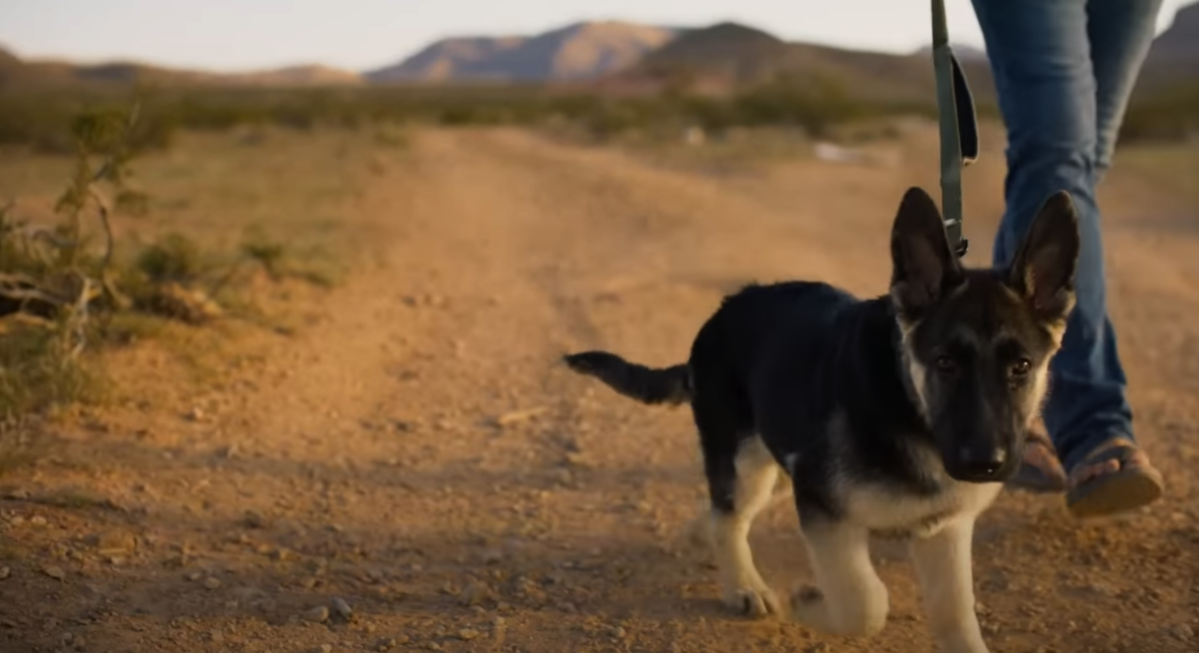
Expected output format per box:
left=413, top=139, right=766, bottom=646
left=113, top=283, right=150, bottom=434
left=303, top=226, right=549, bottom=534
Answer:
left=956, top=446, right=1007, bottom=479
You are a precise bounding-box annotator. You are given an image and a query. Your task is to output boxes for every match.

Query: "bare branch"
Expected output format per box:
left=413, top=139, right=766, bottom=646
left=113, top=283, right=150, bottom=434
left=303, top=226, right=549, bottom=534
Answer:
left=67, top=276, right=93, bottom=360
left=0, top=272, right=71, bottom=319
left=87, top=186, right=116, bottom=271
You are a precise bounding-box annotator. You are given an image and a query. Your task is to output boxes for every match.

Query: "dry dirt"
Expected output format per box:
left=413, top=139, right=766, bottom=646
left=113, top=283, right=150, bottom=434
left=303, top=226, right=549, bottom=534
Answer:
left=1, top=126, right=1198, bottom=653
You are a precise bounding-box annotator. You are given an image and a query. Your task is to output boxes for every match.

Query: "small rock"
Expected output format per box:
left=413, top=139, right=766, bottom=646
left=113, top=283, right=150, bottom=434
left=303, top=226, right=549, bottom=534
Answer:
left=495, top=407, right=547, bottom=428
left=318, top=646, right=333, bottom=653
left=331, top=597, right=353, bottom=620
left=805, top=644, right=831, bottom=653
left=185, top=571, right=204, bottom=582
left=376, top=637, right=397, bottom=651
left=30, top=515, right=48, bottom=527
left=88, top=530, right=137, bottom=555
left=1173, top=624, right=1195, bottom=641
left=611, top=626, right=627, bottom=639
left=0, top=566, right=10, bottom=580
left=426, top=643, right=443, bottom=652
left=242, top=511, right=267, bottom=529
left=458, top=628, right=481, bottom=641
left=42, top=566, right=66, bottom=581
left=481, top=549, right=504, bottom=565
left=564, top=451, right=592, bottom=469
left=458, top=581, right=491, bottom=607
left=551, top=468, right=575, bottom=487
left=303, top=606, right=330, bottom=623
left=203, top=577, right=222, bottom=590
left=209, top=630, right=224, bottom=643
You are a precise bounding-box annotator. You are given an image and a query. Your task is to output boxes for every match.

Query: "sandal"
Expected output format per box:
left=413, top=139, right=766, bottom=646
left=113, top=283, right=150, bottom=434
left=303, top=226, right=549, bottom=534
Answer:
left=1065, top=437, right=1164, bottom=519
left=1006, top=429, right=1068, bottom=493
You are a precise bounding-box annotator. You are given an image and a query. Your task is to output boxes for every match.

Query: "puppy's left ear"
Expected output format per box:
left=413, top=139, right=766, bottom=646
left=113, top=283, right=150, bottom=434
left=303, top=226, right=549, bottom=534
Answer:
left=1009, top=191, right=1080, bottom=321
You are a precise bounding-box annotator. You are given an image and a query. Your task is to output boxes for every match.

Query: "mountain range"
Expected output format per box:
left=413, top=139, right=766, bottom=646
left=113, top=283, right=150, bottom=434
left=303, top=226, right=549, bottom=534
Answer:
left=0, top=50, right=363, bottom=88
left=365, top=21, right=677, bottom=83
left=1, top=2, right=1196, bottom=93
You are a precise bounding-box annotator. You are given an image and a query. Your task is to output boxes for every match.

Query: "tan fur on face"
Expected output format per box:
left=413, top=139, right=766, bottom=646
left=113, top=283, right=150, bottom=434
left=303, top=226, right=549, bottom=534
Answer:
left=994, top=285, right=1068, bottom=424
left=893, top=314, right=930, bottom=422
left=999, top=284, right=1071, bottom=349
left=906, top=349, right=930, bottom=420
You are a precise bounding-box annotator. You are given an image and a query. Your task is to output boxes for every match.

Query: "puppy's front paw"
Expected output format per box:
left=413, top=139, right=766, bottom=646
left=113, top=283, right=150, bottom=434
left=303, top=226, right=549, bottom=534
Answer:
left=723, top=586, right=781, bottom=619
left=790, top=584, right=830, bottom=628
left=794, top=585, right=824, bottom=603
left=790, top=583, right=887, bottom=637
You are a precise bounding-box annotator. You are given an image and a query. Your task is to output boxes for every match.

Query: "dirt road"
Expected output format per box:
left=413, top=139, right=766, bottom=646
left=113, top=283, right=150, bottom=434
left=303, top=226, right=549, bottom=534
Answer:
left=2, top=127, right=1197, bottom=653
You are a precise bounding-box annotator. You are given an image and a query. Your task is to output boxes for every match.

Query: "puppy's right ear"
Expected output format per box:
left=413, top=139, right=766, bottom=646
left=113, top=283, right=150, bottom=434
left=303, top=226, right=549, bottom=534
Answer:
left=890, top=187, right=963, bottom=321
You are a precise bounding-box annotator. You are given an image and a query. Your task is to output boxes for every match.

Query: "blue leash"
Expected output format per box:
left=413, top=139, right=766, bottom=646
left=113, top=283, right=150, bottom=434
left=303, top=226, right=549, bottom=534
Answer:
left=930, top=0, right=979, bottom=258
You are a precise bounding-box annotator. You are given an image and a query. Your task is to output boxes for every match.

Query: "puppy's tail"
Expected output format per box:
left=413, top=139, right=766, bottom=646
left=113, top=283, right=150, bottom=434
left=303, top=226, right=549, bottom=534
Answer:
left=563, top=351, right=692, bottom=406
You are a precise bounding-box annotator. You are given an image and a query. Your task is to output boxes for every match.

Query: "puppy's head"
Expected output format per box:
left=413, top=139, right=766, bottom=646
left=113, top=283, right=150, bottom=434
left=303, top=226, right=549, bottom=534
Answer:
left=889, top=187, right=1079, bottom=484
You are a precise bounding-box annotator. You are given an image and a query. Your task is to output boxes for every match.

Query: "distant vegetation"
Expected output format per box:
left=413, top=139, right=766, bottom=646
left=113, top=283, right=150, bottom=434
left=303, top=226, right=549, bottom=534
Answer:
left=2, top=74, right=1194, bottom=158
left=0, top=79, right=951, bottom=154
left=2, top=7, right=1195, bottom=151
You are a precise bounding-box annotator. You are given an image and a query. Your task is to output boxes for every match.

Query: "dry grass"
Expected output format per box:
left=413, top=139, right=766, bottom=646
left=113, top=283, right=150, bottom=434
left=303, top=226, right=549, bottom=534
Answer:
left=0, top=124, right=399, bottom=470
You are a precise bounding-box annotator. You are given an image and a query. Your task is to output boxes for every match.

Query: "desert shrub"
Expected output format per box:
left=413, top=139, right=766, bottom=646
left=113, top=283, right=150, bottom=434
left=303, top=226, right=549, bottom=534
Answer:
left=135, top=232, right=206, bottom=283
left=1121, top=83, right=1199, bottom=143
left=0, top=105, right=218, bottom=428
left=0, top=317, right=98, bottom=420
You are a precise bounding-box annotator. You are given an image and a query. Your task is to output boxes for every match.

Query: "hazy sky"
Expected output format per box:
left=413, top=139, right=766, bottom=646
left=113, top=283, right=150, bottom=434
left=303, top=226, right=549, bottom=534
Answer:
left=0, top=0, right=1192, bottom=73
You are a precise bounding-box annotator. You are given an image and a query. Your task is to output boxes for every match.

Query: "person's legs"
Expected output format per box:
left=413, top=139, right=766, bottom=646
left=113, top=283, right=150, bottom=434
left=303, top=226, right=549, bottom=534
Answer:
left=1089, top=0, right=1164, bottom=181
left=1059, top=0, right=1166, bottom=514
left=971, top=0, right=1117, bottom=455
left=970, top=0, right=1164, bottom=514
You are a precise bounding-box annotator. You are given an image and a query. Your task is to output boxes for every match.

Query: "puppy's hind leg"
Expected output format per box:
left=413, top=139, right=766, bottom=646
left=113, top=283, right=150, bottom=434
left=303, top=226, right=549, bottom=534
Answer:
left=705, top=435, right=783, bottom=618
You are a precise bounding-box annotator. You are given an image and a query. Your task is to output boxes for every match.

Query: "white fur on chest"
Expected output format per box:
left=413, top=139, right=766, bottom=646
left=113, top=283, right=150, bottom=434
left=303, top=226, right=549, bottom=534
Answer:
left=840, top=478, right=1002, bottom=537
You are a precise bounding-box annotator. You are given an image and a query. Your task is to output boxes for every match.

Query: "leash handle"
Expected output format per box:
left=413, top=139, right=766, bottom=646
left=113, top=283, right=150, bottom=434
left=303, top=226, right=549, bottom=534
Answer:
left=931, top=0, right=978, bottom=259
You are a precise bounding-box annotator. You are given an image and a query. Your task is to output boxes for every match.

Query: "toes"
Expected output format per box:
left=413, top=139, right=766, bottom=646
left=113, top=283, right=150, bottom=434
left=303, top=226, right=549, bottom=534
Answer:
left=790, top=585, right=828, bottom=630
left=724, top=588, right=777, bottom=619
left=760, top=587, right=783, bottom=615
left=1070, top=457, right=1125, bottom=485
left=795, top=585, right=824, bottom=603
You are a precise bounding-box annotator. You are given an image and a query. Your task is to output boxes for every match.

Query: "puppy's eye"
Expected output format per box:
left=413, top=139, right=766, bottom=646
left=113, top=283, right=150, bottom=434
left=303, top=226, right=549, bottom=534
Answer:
left=1011, top=359, right=1032, bottom=376
left=934, top=355, right=957, bottom=373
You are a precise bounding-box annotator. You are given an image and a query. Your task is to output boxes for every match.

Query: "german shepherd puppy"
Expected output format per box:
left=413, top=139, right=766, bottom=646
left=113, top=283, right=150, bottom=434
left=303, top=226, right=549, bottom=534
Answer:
left=563, top=187, right=1080, bottom=653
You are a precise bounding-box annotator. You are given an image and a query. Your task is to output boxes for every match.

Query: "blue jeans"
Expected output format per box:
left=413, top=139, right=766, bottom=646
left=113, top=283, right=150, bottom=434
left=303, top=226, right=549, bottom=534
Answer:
left=970, top=0, right=1163, bottom=471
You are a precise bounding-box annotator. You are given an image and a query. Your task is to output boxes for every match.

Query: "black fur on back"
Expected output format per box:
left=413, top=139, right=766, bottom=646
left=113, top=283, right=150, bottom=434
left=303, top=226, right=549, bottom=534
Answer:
left=562, top=281, right=932, bottom=520
left=563, top=351, right=693, bottom=405
left=686, top=281, right=934, bottom=519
